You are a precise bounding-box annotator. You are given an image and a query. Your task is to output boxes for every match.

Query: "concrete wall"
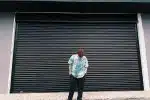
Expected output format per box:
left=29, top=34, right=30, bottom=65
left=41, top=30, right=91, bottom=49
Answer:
left=141, top=14, right=150, bottom=89
left=0, top=13, right=15, bottom=94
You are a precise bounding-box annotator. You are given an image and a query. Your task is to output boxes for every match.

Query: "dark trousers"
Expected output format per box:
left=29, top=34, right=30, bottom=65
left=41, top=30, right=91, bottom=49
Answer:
left=68, top=75, right=85, bottom=100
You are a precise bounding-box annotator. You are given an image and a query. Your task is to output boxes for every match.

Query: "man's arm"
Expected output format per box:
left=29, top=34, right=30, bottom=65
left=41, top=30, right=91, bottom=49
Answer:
left=68, top=55, right=74, bottom=75
left=83, top=56, right=89, bottom=75
left=69, top=64, right=72, bottom=75
left=84, top=57, right=89, bottom=68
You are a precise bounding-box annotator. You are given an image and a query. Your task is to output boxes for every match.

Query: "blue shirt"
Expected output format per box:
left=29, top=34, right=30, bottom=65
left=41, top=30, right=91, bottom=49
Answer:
left=68, top=54, right=89, bottom=78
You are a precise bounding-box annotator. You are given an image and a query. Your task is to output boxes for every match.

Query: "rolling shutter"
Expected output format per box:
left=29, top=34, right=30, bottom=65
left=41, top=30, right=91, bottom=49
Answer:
left=11, top=13, right=143, bottom=93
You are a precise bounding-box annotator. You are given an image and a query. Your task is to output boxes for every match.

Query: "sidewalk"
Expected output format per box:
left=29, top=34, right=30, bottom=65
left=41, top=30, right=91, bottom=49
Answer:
left=0, top=91, right=150, bottom=100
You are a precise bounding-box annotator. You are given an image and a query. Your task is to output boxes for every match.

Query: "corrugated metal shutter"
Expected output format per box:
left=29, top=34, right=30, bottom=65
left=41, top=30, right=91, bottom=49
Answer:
left=11, top=13, right=143, bottom=93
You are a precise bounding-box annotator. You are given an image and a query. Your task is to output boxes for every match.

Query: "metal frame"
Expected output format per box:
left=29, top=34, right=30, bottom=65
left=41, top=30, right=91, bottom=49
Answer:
left=8, top=12, right=149, bottom=93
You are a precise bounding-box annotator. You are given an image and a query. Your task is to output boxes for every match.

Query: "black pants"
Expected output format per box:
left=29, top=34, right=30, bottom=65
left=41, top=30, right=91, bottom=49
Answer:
left=68, top=75, right=85, bottom=100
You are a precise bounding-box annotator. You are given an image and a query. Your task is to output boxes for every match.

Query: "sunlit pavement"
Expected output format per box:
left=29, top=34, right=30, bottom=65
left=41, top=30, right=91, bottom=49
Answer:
left=0, top=91, right=150, bottom=100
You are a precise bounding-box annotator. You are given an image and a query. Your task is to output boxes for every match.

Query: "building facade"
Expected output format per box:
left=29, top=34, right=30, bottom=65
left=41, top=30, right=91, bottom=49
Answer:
left=0, top=0, right=150, bottom=94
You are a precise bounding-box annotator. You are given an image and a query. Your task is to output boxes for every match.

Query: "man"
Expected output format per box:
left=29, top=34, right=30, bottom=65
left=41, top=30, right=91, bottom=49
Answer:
left=68, top=49, right=89, bottom=100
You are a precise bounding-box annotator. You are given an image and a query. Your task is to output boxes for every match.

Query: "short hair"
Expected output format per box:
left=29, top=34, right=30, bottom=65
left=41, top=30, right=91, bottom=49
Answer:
left=77, top=48, right=84, bottom=53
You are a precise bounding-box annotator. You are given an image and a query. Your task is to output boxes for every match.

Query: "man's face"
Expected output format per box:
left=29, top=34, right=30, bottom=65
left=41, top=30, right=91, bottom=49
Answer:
left=77, top=49, right=84, bottom=58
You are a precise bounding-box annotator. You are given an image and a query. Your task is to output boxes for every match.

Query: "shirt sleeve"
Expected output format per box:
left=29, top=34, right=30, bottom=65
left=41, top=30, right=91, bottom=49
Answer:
left=68, top=55, right=74, bottom=65
left=85, top=57, right=89, bottom=68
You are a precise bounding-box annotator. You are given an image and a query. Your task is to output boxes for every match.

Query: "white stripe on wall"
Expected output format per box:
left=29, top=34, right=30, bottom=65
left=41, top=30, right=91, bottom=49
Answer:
left=137, top=13, right=150, bottom=90
left=7, top=13, right=16, bottom=94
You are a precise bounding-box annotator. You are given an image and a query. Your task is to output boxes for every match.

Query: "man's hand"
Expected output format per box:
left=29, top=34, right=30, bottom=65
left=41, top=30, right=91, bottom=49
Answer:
left=69, top=64, right=72, bottom=75
left=69, top=71, right=71, bottom=75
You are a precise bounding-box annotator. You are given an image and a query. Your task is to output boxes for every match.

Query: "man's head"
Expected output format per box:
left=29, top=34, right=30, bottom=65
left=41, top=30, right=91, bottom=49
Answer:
left=77, top=48, right=84, bottom=58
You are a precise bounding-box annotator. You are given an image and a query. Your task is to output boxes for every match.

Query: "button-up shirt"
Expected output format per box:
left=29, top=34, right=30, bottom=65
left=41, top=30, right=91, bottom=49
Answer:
left=68, top=54, right=89, bottom=78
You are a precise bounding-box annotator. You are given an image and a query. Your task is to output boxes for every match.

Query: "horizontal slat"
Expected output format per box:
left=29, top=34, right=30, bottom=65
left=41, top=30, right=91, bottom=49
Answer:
left=18, top=29, right=136, bottom=32
left=13, top=77, right=141, bottom=80
left=15, top=52, right=138, bottom=54
left=17, top=20, right=137, bottom=23
left=15, top=63, right=139, bottom=66
left=18, top=32, right=137, bottom=35
left=13, top=74, right=140, bottom=77
left=18, top=25, right=135, bottom=28
left=13, top=82, right=141, bottom=86
left=18, top=23, right=135, bottom=26
left=13, top=70, right=140, bottom=73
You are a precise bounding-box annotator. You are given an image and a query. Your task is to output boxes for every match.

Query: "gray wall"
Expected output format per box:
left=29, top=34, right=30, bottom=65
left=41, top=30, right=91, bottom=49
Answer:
left=0, top=13, right=15, bottom=94
left=141, top=14, right=150, bottom=89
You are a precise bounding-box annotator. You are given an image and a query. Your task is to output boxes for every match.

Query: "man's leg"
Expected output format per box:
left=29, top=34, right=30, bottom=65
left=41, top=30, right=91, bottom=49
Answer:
left=68, top=75, right=76, bottom=100
left=77, top=76, right=85, bottom=100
